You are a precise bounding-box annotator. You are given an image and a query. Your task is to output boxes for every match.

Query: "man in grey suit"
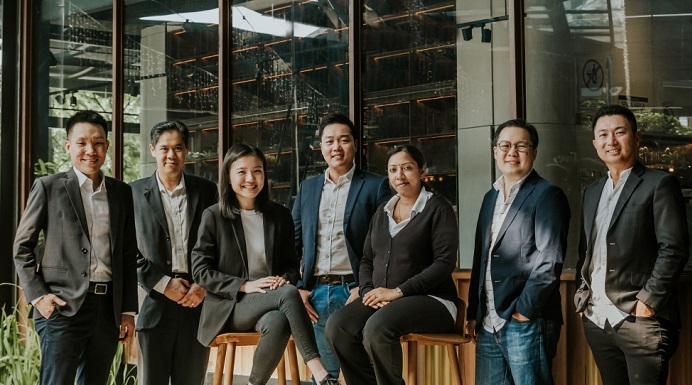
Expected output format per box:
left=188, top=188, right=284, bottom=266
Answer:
left=131, top=121, right=217, bottom=385
left=293, top=113, right=390, bottom=382
left=575, top=105, right=689, bottom=385
left=14, top=110, right=138, bottom=385
left=467, top=119, right=570, bottom=385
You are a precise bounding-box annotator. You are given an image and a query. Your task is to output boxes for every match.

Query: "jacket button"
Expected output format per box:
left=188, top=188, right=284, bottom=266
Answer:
left=166, top=237, right=170, bottom=241
left=166, top=261, right=171, bottom=265
left=81, top=248, right=88, bottom=254
left=81, top=271, right=87, bottom=277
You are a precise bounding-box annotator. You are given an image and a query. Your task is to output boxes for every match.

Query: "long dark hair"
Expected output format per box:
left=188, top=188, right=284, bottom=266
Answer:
left=218, top=143, right=270, bottom=219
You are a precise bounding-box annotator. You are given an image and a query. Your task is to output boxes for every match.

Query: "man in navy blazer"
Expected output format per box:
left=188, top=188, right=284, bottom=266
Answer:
left=14, top=110, right=138, bottom=385
left=467, top=119, right=570, bottom=385
left=575, top=105, right=688, bottom=385
left=293, top=113, right=390, bottom=381
left=131, top=121, right=217, bottom=385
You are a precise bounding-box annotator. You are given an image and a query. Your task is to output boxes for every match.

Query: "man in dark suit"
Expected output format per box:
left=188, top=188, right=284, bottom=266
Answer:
left=13, top=110, right=138, bottom=385
left=467, top=119, right=570, bottom=385
left=575, top=105, right=688, bottom=385
left=131, top=121, right=217, bottom=385
left=293, top=113, right=390, bottom=382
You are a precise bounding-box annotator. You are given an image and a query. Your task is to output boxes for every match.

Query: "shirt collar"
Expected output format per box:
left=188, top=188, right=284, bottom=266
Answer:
left=607, top=166, right=633, bottom=187
left=324, top=163, right=356, bottom=186
left=73, top=166, right=106, bottom=191
left=156, top=171, right=186, bottom=194
left=384, top=186, right=432, bottom=217
left=493, top=170, right=532, bottom=195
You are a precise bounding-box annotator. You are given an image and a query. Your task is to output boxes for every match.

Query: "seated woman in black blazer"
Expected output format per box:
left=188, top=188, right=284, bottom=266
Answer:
left=192, top=144, right=341, bottom=385
left=325, top=144, right=459, bottom=385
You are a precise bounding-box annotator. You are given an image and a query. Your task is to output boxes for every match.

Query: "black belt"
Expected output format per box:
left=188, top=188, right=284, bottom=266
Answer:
left=172, top=272, right=192, bottom=281
left=315, top=274, right=355, bottom=285
left=87, top=282, right=111, bottom=295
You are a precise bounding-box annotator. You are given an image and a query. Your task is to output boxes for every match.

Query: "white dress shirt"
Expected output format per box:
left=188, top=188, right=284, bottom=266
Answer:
left=153, top=173, right=189, bottom=293
left=74, top=167, right=112, bottom=283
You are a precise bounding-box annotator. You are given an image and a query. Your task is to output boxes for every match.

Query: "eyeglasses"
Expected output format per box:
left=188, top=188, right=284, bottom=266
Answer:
left=495, top=140, right=533, bottom=153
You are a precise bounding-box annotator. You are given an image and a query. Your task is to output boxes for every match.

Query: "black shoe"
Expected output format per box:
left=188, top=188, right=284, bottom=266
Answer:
left=319, top=374, right=342, bottom=385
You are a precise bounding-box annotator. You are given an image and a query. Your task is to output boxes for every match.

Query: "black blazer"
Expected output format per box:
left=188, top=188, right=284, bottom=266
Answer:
left=14, top=169, right=138, bottom=323
left=130, top=173, right=217, bottom=329
left=575, top=162, right=689, bottom=326
left=468, top=170, right=570, bottom=327
left=192, top=201, right=299, bottom=346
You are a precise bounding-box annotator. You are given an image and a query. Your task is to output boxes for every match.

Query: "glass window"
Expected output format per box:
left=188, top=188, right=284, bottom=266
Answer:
left=230, top=0, right=350, bottom=206
left=32, top=1, right=114, bottom=179
left=124, top=1, right=220, bottom=183
left=362, top=0, right=458, bottom=207
left=525, top=0, right=692, bottom=268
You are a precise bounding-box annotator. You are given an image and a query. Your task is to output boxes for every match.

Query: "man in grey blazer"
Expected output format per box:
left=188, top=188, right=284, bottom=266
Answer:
left=293, top=113, right=390, bottom=382
left=13, top=110, right=138, bottom=385
left=467, top=119, right=570, bottom=385
left=131, top=121, right=217, bottom=385
left=575, top=105, right=689, bottom=385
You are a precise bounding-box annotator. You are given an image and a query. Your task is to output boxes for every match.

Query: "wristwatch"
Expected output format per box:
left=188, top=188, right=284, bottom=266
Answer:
left=395, top=287, right=403, bottom=297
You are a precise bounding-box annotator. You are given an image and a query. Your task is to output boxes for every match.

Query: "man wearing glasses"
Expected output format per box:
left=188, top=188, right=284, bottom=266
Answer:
left=467, top=119, right=571, bottom=384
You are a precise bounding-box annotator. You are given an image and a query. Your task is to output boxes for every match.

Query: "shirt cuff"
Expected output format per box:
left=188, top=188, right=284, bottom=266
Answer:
left=122, top=312, right=136, bottom=317
left=153, top=276, right=172, bottom=294
left=31, top=294, right=45, bottom=306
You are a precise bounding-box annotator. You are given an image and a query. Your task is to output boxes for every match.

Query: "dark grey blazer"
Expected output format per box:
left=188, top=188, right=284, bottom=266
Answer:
left=192, top=201, right=300, bottom=346
left=468, top=170, right=571, bottom=327
left=575, top=161, right=689, bottom=326
left=13, top=169, right=138, bottom=323
left=130, top=172, right=217, bottom=329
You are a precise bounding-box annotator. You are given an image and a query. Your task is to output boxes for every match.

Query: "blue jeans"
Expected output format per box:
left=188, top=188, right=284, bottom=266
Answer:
left=309, top=281, right=354, bottom=383
left=475, top=318, right=559, bottom=385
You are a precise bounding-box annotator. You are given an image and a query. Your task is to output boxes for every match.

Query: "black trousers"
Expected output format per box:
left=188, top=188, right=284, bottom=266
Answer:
left=325, top=295, right=454, bottom=385
left=137, top=301, right=209, bottom=385
left=582, top=315, right=679, bottom=385
left=34, top=292, right=119, bottom=385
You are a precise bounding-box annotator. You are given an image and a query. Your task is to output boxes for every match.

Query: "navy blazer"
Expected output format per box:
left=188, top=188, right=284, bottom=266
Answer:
left=14, top=169, right=138, bottom=323
left=130, top=173, right=217, bottom=329
left=575, top=162, right=689, bottom=326
left=468, top=170, right=570, bottom=327
left=292, top=168, right=390, bottom=290
left=192, top=202, right=300, bottom=346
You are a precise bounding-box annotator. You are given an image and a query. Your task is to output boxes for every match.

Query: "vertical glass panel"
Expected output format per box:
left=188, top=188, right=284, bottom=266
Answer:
left=33, top=1, right=114, bottom=179
left=525, top=0, right=692, bottom=269
left=362, top=1, right=458, bottom=207
left=124, top=2, right=220, bottom=183
left=231, top=1, right=350, bottom=206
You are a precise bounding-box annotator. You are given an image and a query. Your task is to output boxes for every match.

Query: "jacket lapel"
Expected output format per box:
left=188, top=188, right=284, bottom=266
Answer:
left=344, top=170, right=364, bottom=231
left=264, top=209, right=275, bottom=271
left=185, top=174, right=200, bottom=235
left=144, top=174, right=170, bottom=237
left=63, top=169, right=90, bottom=240
left=609, top=162, right=644, bottom=230
left=583, top=178, right=606, bottom=244
left=105, top=177, right=119, bottom=253
left=480, top=190, right=498, bottom=259
left=230, top=217, right=249, bottom=276
left=493, top=173, right=538, bottom=248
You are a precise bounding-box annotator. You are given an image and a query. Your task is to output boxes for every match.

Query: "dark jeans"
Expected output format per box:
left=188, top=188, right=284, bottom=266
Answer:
left=582, top=315, right=679, bottom=385
left=325, top=295, right=454, bottom=385
left=224, top=285, right=320, bottom=385
left=34, top=292, right=119, bottom=385
left=475, top=318, right=560, bottom=385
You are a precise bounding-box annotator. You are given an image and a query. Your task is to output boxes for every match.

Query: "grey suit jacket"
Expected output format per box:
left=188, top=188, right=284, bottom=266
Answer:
left=192, top=201, right=300, bottom=346
left=130, top=173, right=217, bottom=329
left=467, top=170, right=570, bottom=326
left=13, top=169, right=138, bottom=323
left=575, top=161, right=689, bottom=326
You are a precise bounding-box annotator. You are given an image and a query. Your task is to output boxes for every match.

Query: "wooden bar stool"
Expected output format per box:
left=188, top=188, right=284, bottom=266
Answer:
left=211, top=333, right=301, bottom=385
left=400, top=297, right=471, bottom=385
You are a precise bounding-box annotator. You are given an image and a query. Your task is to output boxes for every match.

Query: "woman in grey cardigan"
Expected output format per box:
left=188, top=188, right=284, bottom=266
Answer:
left=192, top=144, right=341, bottom=385
left=325, top=144, right=459, bottom=385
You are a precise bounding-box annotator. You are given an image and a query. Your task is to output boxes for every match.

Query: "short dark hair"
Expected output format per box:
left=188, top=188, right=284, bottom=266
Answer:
left=494, top=119, right=539, bottom=149
left=218, top=143, right=270, bottom=219
left=66, top=110, right=108, bottom=138
left=318, top=113, right=359, bottom=141
left=150, top=121, right=190, bottom=147
left=592, top=104, right=638, bottom=133
left=387, top=144, right=426, bottom=169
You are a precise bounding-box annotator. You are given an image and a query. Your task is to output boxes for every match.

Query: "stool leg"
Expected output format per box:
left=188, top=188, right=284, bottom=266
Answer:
left=214, top=345, right=227, bottom=385
left=407, top=341, right=418, bottom=385
left=224, top=342, right=236, bottom=385
left=287, top=339, right=300, bottom=384
left=446, top=344, right=462, bottom=385
left=278, top=354, right=287, bottom=385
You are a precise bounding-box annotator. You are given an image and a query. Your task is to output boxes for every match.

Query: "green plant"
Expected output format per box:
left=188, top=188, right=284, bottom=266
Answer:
left=0, top=284, right=137, bottom=385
